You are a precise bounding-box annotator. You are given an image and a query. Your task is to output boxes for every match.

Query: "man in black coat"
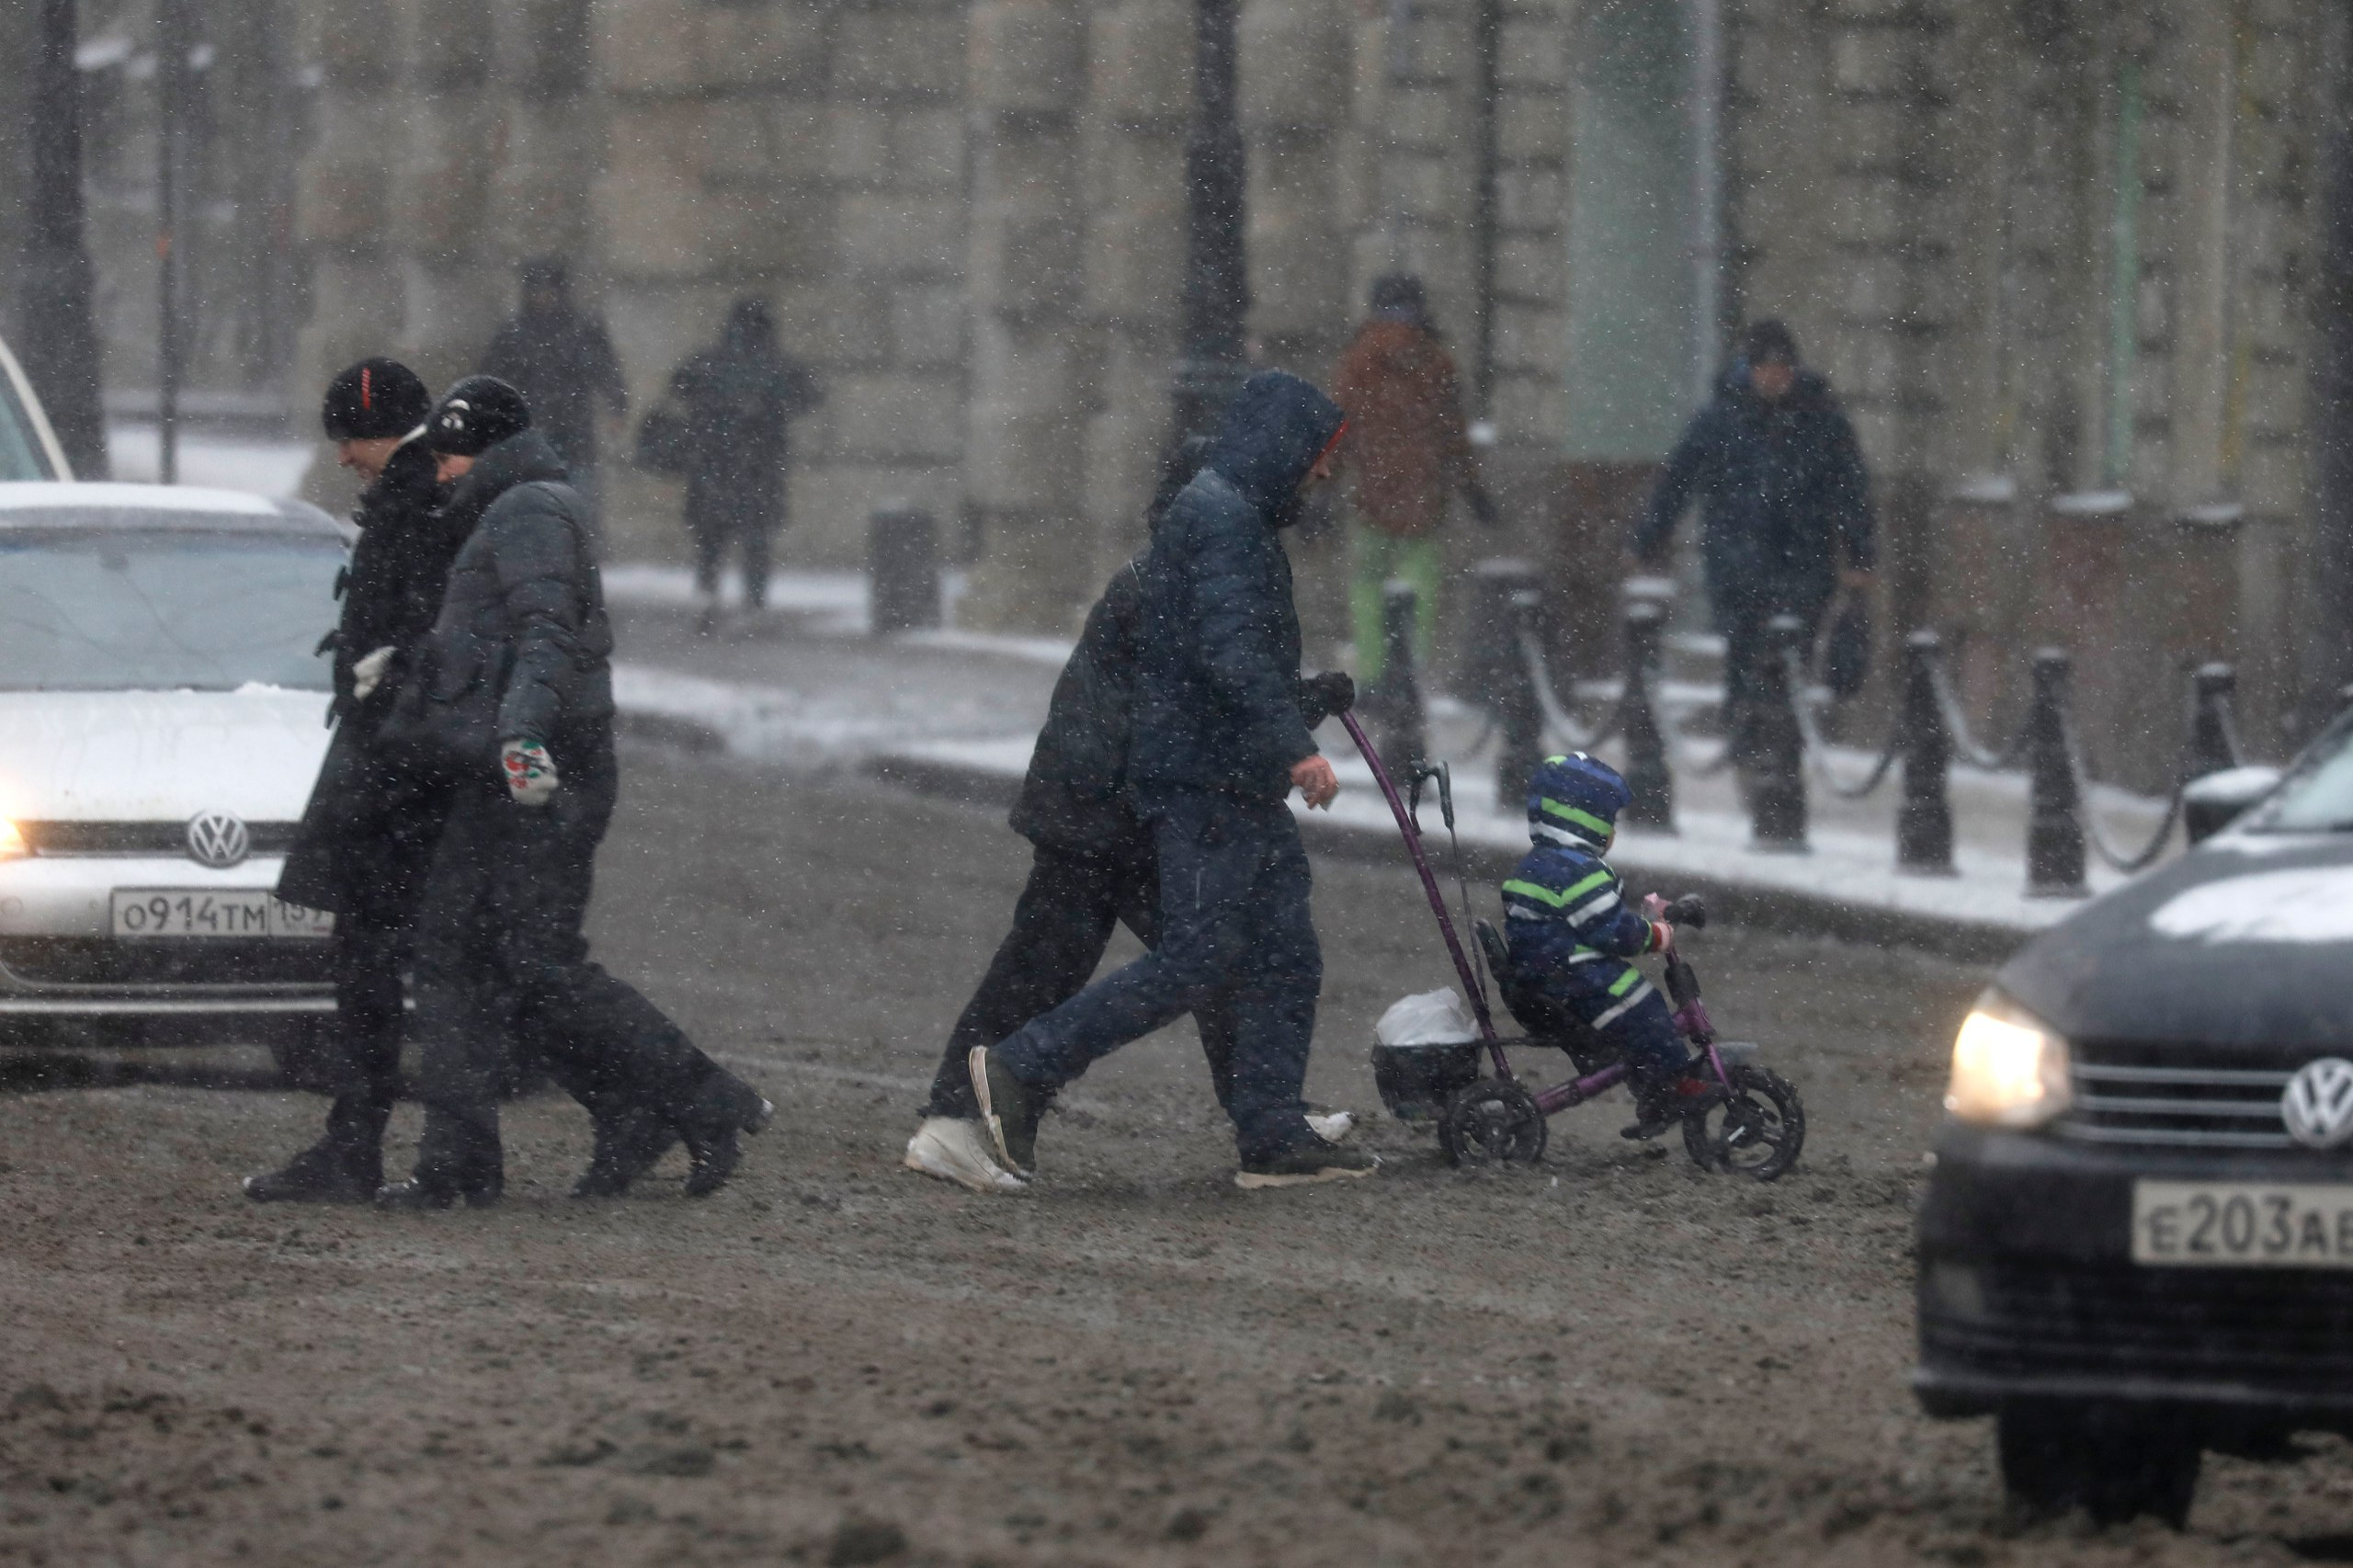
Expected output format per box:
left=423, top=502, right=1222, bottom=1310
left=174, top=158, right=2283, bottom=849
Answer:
left=248, top=358, right=461, bottom=1202
left=377, top=378, right=771, bottom=1208
left=479, top=258, right=630, bottom=544
left=667, top=297, right=823, bottom=619
left=968, top=370, right=1377, bottom=1190
left=1633, top=320, right=1875, bottom=751
left=903, top=437, right=1360, bottom=1193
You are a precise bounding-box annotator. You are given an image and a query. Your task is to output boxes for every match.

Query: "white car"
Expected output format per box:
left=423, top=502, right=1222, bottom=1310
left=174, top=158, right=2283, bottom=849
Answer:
left=0, top=483, right=348, bottom=1076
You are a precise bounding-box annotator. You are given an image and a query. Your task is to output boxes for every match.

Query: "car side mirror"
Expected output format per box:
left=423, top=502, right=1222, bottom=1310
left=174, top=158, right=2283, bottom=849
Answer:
left=2182, top=765, right=2283, bottom=845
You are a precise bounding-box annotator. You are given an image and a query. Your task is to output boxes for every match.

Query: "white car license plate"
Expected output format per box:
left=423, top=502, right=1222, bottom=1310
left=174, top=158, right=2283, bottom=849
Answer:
left=2132, top=1180, right=2353, bottom=1268
left=110, top=889, right=335, bottom=940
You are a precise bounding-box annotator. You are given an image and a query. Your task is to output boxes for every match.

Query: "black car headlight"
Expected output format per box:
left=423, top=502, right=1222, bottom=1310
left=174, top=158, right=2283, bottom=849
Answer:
left=1945, top=988, right=2073, bottom=1130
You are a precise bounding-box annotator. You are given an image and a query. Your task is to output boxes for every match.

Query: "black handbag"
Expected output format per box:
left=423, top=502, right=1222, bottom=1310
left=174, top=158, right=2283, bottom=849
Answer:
left=1822, top=594, right=1872, bottom=699
left=375, top=634, right=513, bottom=781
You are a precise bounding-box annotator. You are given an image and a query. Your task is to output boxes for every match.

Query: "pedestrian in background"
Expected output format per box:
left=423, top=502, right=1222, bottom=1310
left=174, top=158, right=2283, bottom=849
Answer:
left=478, top=257, right=630, bottom=551
left=965, top=370, right=1376, bottom=1191
left=250, top=358, right=465, bottom=1202
left=1330, top=272, right=1495, bottom=687
left=376, top=377, right=770, bottom=1208
left=1632, top=319, right=1875, bottom=764
left=665, top=296, right=823, bottom=626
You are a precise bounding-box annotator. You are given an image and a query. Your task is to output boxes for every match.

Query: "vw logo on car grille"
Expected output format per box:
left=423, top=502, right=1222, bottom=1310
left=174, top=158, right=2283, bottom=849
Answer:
left=2282, top=1058, right=2353, bottom=1150
left=185, top=810, right=251, bottom=869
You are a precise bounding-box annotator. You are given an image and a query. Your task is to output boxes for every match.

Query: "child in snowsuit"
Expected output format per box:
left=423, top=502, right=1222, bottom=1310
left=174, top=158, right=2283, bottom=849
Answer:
left=1501, top=753, right=1712, bottom=1138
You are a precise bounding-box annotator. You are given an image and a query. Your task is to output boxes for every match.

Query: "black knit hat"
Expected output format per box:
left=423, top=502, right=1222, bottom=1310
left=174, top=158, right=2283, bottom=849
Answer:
left=1740, top=318, right=1800, bottom=366
left=320, top=358, right=429, bottom=442
left=424, top=376, right=531, bottom=457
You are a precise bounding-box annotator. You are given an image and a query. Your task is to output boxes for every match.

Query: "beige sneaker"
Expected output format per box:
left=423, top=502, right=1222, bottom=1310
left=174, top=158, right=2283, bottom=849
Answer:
left=903, top=1117, right=1026, bottom=1194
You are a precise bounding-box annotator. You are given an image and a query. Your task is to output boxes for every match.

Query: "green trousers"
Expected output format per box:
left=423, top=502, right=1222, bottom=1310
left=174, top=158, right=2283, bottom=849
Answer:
left=1349, top=527, right=1444, bottom=683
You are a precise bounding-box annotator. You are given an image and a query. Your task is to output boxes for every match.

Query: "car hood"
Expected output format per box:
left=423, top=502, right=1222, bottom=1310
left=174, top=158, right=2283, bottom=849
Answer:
left=0, top=687, right=332, bottom=824
left=2002, top=831, right=2353, bottom=1051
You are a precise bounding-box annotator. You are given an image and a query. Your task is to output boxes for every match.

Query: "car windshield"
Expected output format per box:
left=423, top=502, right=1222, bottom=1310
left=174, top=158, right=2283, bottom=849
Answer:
left=0, top=375, right=51, bottom=480
left=2247, top=722, right=2353, bottom=832
left=0, top=526, right=342, bottom=692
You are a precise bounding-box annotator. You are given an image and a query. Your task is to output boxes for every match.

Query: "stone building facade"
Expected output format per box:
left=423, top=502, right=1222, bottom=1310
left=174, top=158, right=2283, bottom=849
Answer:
left=251, top=0, right=2353, bottom=768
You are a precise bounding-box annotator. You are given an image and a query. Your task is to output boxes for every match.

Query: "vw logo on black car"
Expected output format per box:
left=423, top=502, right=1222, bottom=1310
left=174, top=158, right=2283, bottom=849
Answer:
left=186, top=810, right=251, bottom=869
left=2282, top=1057, right=2353, bottom=1151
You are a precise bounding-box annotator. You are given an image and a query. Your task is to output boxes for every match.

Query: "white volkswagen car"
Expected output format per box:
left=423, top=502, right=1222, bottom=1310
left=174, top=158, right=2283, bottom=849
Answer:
left=0, top=483, right=347, bottom=1076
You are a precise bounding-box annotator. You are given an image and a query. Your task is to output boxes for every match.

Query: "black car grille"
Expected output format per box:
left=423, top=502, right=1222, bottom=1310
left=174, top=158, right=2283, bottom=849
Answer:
left=2061, top=1040, right=2298, bottom=1151
left=0, top=937, right=333, bottom=988
left=17, top=821, right=299, bottom=857
left=1927, top=1262, right=2353, bottom=1388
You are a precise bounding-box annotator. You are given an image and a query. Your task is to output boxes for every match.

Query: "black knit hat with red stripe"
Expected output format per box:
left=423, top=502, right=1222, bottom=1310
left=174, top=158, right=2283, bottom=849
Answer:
left=321, top=358, right=430, bottom=442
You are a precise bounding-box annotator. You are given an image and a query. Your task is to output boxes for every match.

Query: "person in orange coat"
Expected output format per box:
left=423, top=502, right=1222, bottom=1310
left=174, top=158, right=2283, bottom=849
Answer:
left=1330, top=273, right=1495, bottom=684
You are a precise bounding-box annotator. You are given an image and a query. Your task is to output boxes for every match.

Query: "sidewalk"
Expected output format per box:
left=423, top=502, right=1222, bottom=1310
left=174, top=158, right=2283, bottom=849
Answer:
left=603, top=566, right=2170, bottom=963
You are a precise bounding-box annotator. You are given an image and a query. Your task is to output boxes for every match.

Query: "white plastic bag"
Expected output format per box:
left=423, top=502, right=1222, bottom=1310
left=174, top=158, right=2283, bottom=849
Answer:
left=1374, top=987, right=1479, bottom=1048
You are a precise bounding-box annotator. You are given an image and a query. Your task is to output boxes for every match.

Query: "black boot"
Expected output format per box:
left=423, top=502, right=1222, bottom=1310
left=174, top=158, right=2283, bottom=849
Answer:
left=244, top=1096, right=388, bottom=1203
left=677, top=1072, right=773, bottom=1198
left=571, top=1106, right=681, bottom=1199
left=379, top=1107, right=504, bottom=1209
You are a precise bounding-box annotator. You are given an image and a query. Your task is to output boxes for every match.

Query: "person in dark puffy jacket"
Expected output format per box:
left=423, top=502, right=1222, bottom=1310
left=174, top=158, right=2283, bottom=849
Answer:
left=250, top=359, right=464, bottom=1203
left=967, top=370, right=1378, bottom=1191
left=667, top=297, right=823, bottom=619
left=375, top=377, right=771, bottom=1209
left=1633, top=319, right=1875, bottom=755
left=904, top=437, right=1358, bottom=1192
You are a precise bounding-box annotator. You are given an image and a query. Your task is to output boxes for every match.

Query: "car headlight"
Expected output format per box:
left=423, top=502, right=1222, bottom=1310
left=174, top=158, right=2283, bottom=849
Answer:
left=1945, top=989, right=2072, bottom=1129
left=0, top=820, right=23, bottom=859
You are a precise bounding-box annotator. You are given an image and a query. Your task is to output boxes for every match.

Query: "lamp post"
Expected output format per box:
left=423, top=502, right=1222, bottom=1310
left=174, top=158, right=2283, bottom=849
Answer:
left=20, top=0, right=108, bottom=476
left=1171, top=0, right=1249, bottom=441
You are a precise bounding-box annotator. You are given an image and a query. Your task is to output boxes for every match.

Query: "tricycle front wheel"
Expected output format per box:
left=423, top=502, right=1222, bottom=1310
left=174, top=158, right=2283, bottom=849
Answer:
left=1682, top=1063, right=1804, bottom=1181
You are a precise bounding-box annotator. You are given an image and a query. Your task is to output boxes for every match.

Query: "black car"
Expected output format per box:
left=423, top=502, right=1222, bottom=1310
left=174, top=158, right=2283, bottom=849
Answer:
left=1914, top=735, right=2353, bottom=1526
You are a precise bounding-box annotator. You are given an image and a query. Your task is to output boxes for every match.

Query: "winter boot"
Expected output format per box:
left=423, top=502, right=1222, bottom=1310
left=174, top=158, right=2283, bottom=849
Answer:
left=968, top=1047, right=1041, bottom=1177
left=379, top=1107, right=504, bottom=1209
left=676, top=1072, right=773, bottom=1198
left=572, top=1105, right=681, bottom=1199
left=1235, top=1128, right=1380, bottom=1189
left=1620, top=1062, right=1727, bottom=1142
left=243, top=1096, right=388, bottom=1203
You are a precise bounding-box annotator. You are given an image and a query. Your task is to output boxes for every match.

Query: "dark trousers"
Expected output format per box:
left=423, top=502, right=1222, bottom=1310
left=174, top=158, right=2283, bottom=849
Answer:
left=1719, top=587, right=1831, bottom=758
left=688, top=515, right=774, bottom=608
left=992, top=792, right=1320, bottom=1160
left=924, top=839, right=1239, bottom=1122
left=407, top=738, right=723, bottom=1177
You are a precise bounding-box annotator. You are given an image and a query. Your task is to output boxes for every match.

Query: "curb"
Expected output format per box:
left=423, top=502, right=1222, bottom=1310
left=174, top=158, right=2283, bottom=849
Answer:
left=865, top=751, right=2029, bottom=967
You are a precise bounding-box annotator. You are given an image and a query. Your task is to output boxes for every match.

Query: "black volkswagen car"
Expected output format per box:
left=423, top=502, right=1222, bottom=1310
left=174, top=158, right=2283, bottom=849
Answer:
left=1916, top=737, right=2353, bottom=1526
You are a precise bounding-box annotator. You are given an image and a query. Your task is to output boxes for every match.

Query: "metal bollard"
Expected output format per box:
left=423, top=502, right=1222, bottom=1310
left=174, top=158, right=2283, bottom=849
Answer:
left=1464, top=558, right=1542, bottom=714
left=2188, top=663, right=2240, bottom=778
left=1746, top=613, right=1808, bottom=850
left=1370, top=579, right=1428, bottom=780
left=2024, top=648, right=2088, bottom=897
left=1620, top=598, right=1675, bottom=830
left=1495, top=588, right=1545, bottom=814
left=868, top=501, right=941, bottom=634
left=1896, top=631, right=1956, bottom=874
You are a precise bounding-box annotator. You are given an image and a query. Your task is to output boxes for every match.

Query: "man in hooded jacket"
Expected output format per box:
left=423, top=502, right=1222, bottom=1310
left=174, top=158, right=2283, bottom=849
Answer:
left=966, top=370, right=1376, bottom=1189
left=904, top=437, right=1358, bottom=1193
left=247, top=358, right=464, bottom=1202
left=666, top=296, right=823, bottom=618
left=376, top=377, right=771, bottom=1208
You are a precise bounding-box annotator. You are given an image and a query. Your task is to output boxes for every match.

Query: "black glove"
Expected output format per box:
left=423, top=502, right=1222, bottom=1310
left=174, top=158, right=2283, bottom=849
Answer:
left=1466, top=483, right=1499, bottom=528
left=1300, top=671, right=1356, bottom=727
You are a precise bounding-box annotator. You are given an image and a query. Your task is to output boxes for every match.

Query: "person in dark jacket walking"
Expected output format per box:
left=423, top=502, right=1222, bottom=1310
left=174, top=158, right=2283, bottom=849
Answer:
left=479, top=258, right=630, bottom=545
left=247, top=359, right=461, bottom=1202
left=903, top=437, right=1358, bottom=1193
left=377, top=377, right=770, bottom=1208
left=1633, top=320, right=1875, bottom=753
left=967, top=371, right=1377, bottom=1190
left=666, top=297, right=823, bottom=619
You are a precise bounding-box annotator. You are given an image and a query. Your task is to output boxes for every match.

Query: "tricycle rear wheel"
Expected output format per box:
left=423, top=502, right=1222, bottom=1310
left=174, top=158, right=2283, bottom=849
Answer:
left=1438, top=1079, right=1548, bottom=1166
left=1682, top=1063, right=1804, bottom=1180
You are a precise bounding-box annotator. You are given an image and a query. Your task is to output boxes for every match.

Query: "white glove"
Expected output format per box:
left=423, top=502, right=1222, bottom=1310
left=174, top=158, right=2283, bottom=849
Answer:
left=351, top=644, right=395, bottom=700
left=500, top=739, right=559, bottom=806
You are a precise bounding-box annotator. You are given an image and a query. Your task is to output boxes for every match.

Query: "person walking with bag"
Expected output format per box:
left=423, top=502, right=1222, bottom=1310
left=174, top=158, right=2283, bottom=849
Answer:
left=376, top=377, right=771, bottom=1208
